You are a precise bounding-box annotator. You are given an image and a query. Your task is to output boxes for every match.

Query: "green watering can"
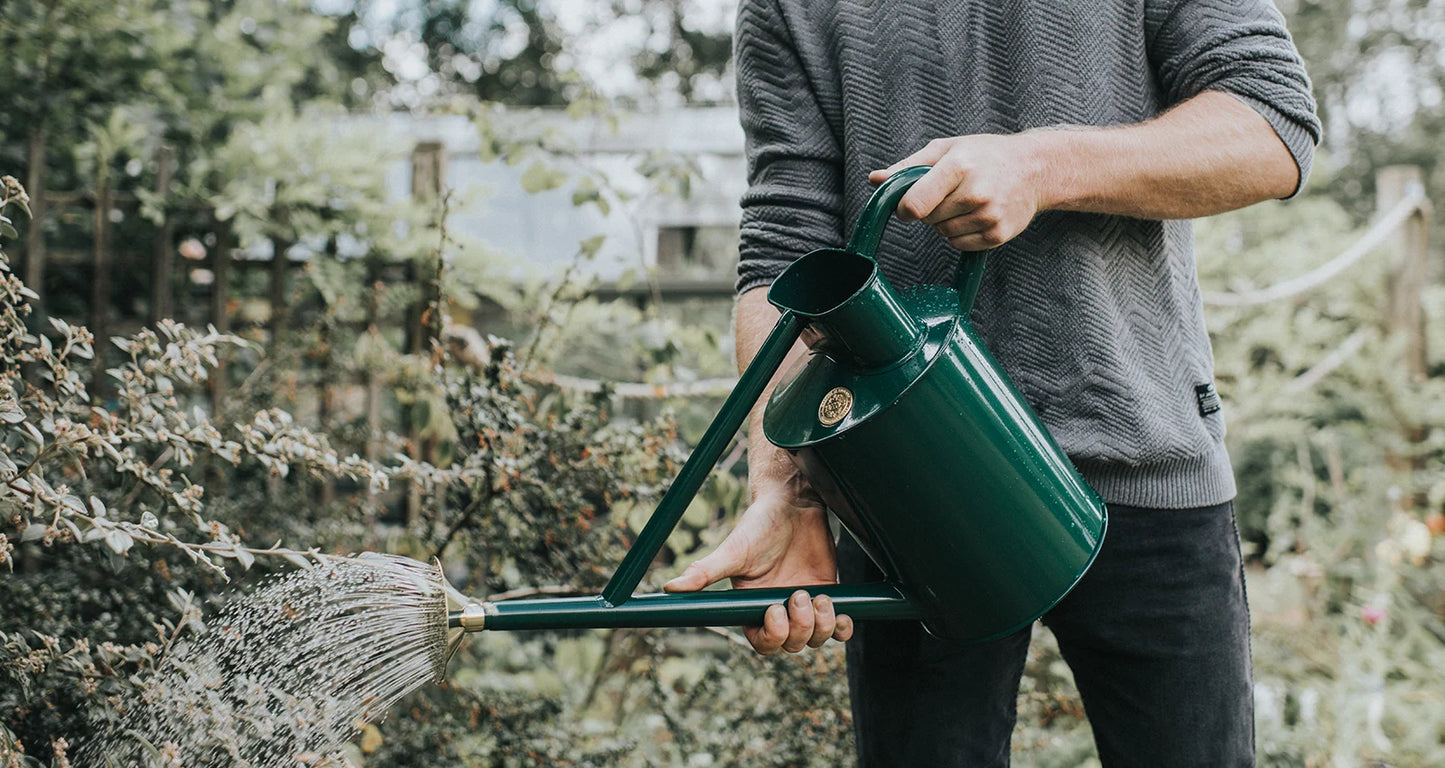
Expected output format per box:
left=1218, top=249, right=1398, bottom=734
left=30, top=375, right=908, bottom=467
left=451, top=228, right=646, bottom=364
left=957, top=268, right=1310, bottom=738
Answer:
left=441, top=166, right=1106, bottom=650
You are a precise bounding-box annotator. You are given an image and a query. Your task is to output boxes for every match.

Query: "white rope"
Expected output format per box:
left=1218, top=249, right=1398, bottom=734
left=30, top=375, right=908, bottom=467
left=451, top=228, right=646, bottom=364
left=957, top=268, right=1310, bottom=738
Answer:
left=1283, top=327, right=1371, bottom=395
left=1202, top=184, right=1427, bottom=307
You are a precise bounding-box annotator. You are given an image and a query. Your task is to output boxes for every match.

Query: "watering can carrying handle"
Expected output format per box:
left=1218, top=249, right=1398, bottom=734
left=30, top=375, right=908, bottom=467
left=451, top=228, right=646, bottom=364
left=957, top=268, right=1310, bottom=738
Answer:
left=845, top=165, right=989, bottom=318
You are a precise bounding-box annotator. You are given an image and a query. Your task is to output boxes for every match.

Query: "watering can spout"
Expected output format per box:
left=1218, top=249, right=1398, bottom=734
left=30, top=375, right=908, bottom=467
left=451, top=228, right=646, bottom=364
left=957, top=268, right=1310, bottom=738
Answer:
left=437, top=569, right=919, bottom=635
left=763, top=167, right=940, bottom=370
left=768, top=249, right=923, bottom=370
left=431, top=561, right=918, bottom=675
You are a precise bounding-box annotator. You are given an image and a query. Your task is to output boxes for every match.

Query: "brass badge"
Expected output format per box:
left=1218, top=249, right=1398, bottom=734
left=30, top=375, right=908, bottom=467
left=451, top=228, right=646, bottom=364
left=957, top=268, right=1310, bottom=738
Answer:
left=818, top=387, right=854, bottom=426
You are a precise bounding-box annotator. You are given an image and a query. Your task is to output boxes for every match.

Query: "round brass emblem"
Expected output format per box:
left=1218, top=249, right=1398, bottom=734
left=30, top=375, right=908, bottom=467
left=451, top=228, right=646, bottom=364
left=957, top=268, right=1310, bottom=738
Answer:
left=818, top=387, right=854, bottom=426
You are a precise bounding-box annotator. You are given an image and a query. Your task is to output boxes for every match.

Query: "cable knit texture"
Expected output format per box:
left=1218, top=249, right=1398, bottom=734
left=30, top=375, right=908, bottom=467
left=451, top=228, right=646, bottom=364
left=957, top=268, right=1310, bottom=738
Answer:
left=735, top=0, right=1320, bottom=508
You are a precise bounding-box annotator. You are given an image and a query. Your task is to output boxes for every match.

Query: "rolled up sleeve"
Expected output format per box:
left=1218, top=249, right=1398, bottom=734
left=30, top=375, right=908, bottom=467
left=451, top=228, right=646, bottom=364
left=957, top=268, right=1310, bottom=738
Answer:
left=1146, top=0, right=1322, bottom=196
left=734, top=0, right=845, bottom=295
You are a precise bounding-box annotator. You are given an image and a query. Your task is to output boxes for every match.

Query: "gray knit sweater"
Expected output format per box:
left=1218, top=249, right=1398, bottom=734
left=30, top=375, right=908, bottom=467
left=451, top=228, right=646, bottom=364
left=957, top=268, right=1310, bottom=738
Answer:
left=734, top=0, right=1320, bottom=508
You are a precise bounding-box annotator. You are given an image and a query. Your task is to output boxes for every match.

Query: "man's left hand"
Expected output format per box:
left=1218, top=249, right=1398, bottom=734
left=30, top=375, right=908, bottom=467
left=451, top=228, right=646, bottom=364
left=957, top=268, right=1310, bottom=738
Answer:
left=870, top=133, right=1049, bottom=251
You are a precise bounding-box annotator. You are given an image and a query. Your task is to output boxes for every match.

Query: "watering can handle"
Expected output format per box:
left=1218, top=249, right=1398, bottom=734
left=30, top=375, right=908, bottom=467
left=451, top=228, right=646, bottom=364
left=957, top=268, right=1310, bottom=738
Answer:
left=845, top=165, right=989, bottom=318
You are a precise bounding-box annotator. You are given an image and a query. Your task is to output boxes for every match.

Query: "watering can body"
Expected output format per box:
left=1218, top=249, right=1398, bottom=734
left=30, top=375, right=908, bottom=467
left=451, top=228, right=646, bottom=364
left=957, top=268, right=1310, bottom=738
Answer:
left=763, top=250, right=1104, bottom=641
left=448, top=166, right=1106, bottom=645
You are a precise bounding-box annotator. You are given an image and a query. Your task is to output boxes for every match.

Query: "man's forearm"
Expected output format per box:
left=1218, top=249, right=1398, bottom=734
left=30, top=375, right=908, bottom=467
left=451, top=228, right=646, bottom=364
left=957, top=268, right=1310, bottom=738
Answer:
left=735, top=287, right=815, bottom=498
left=881, top=90, right=1305, bottom=251
left=1033, top=90, right=1300, bottom=219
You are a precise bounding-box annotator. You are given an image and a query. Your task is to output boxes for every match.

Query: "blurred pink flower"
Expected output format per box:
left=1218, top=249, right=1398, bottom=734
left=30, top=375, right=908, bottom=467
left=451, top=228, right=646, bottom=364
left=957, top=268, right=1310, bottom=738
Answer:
left=178, top=238, right=207, bottom=261
left=1361, top=605, right=1386, bottom=625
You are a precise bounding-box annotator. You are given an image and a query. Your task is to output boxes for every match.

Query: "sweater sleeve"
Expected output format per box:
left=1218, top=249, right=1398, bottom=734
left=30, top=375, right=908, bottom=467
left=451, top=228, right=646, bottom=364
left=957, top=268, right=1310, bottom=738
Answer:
left=1145, top=0, right=1322, bottom=196
left=734, top=0, right=845, bottom=295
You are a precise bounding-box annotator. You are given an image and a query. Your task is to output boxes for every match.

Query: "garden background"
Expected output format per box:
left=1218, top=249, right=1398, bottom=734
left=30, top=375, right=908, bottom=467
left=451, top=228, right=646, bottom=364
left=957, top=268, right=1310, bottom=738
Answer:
left=2, top=0, right=1444, bottom=765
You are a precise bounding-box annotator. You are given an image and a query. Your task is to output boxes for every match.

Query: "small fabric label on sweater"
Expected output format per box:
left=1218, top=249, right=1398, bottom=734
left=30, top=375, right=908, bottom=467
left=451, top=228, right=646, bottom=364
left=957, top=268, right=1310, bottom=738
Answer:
left=1195, top=383, right=1221, bottom=416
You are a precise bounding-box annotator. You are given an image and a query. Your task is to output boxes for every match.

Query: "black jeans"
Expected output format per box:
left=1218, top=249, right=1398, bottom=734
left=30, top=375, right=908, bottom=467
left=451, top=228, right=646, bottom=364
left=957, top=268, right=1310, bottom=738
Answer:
left=841, top=502, right=1254, bottom=767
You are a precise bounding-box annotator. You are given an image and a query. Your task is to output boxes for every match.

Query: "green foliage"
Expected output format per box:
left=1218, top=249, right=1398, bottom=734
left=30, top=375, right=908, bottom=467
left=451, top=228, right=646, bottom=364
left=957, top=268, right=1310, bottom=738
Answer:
left=394, top=628, right=854, bottom=767
left=1278, top=0, right=1445, bottom=247
left=0, top=214, right=677, bottom=766
left=1199, top=193, right=1445, bottom=767
left=0, top=0, right=168, bottom=134
left=0, top=122, right=853, bottom=767
left=8, top=5, right=836, bottom=767
left=366, top=0, right=736, bottom=108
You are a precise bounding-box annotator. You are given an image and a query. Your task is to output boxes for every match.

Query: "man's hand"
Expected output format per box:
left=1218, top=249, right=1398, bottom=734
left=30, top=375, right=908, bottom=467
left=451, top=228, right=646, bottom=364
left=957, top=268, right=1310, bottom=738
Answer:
left=663, top=487, right=854, bottom=654
left=869, top=133, right=1048, bottom=251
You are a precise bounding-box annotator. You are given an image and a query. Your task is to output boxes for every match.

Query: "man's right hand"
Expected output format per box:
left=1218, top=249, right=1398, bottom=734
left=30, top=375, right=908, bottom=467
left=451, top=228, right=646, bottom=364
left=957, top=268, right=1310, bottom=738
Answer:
left=662, top=486, right=854, bottom=654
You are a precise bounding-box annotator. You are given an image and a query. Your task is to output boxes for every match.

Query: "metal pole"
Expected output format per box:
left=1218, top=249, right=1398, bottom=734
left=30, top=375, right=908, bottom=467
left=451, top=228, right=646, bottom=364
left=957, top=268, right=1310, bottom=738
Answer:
left=1377, top=165, right=1431, bottom=510
left=150, top=145, right=175, bottom=324
left=91, top=169, right=113, bottom=393
left=23, top=129, right=47, bottom=318
left=210, top=217, right=233, bottom=414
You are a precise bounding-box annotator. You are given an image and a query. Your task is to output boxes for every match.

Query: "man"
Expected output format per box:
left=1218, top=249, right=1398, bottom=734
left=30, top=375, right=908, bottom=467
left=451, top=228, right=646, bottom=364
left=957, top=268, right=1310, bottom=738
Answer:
left=664, top=0, right=1320, bottom=764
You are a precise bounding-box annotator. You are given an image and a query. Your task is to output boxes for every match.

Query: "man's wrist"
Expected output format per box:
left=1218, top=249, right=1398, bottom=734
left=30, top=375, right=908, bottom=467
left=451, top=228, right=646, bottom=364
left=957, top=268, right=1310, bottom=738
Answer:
left=1020, top=127, right=1084, bottom=213
left=748, top=456, right=824, bottom=508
